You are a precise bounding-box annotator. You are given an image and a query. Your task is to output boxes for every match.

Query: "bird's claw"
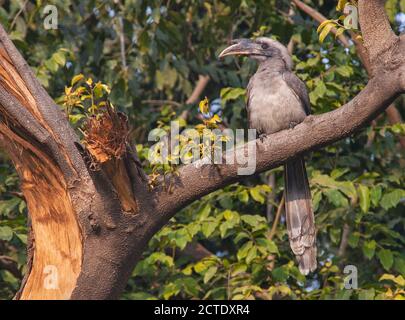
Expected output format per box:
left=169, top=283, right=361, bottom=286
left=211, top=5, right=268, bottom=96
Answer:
left=259, top=133, right=267, bottom=143
left=289, top=121, right=299, bottom=129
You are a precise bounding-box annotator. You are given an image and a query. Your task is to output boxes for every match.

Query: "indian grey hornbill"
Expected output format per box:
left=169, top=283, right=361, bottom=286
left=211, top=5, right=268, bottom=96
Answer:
left=219, top=37, right=316, bottom=275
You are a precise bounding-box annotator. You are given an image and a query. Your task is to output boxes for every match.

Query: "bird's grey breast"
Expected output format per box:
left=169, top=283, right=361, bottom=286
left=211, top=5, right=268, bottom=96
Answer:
left=247, top=70, right=307, bottom=135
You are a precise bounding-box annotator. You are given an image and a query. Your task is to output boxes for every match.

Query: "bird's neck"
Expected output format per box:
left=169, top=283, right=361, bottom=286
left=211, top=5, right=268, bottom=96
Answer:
left=257, top=58, right=290, bottom=73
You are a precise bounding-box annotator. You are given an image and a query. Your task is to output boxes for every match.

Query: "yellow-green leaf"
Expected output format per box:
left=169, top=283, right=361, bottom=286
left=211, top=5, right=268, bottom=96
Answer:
left=317, top=19, right=333, bottom=33
left=319, top=22, right=335, bottom=43
left=70, top=73, right=84, bottom=87
left=199, top=96, right=209, bottom=114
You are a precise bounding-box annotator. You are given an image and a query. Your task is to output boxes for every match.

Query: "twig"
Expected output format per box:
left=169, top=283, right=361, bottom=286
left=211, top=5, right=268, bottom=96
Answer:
left=287, top=37, right=295, bottom=55
left=117, top=16, right=127, bottom=70
left=0, top=255, right=22, bottom=279
left=338, top=223, right=350, bottom=257
left=180, top=75, right=210, bottom=120
left=9, top=0, right=29, bottom=32
left=268, top=194, right=285, bottom=241
left=291, top=0, right=351, bottom=47
left=141, top=99, right=182, bottom=108
left=186, top=75, right=210, bottom=105
left=8, top=191, right=25, bottom=200
left=266, top=173, right=277, bottom=221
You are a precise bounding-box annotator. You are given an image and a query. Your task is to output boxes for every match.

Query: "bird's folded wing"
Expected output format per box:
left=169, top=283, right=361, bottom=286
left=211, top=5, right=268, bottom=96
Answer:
left=282, top=71, right=311, bottom=115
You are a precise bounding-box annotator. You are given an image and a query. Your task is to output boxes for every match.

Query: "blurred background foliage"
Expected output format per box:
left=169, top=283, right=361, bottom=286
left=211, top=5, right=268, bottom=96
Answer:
left=0, top=0, right=404, bottom=300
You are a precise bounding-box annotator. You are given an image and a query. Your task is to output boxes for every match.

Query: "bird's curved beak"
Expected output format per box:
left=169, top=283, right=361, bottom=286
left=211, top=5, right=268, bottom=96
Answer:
left=218, top=39, right=255, bottom=59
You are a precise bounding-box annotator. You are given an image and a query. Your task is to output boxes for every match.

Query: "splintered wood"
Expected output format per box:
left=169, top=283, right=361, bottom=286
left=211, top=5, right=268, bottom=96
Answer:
left=0, top=43, right=82, bottom=299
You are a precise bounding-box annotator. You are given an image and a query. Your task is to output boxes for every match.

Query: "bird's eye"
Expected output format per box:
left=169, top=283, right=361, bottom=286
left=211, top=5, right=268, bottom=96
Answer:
left=261, top=43, right=269, bottom=50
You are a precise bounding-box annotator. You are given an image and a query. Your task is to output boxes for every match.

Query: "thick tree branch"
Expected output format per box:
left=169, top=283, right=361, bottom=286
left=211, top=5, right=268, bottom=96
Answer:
left=0, top=0, right=403, bottom=300
left=292, top=0, right=405, bottom=149
left=152, top=71, right=403, bottom=223
left=358, top=0, right=398, bottom=65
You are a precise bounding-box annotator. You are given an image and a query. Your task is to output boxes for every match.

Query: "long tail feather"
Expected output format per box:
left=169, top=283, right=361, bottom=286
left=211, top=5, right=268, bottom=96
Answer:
left=284, top=157, right=317, bottom=275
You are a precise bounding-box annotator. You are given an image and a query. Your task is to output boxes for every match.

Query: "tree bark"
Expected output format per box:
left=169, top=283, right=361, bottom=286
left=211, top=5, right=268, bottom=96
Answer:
left=0, top=0, right=404, bottom=299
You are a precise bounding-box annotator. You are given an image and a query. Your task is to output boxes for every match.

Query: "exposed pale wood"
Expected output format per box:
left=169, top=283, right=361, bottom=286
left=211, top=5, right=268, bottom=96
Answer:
left=0, top=125, right=82, bottom=300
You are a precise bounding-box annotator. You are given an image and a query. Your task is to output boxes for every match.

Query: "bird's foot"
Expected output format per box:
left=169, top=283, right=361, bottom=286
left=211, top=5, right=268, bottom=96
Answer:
left=289, top=121, right=299, bottom=129
left=259, top=133, right=267, bottom=143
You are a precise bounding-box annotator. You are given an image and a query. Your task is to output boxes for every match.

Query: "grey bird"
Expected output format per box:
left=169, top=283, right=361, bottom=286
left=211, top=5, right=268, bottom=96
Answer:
left=219, top=37, right=316, bottom=275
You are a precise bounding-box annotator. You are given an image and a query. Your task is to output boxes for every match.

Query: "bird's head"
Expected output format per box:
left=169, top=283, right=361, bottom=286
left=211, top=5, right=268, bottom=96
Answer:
left=218, top=37, right=293, bottom=70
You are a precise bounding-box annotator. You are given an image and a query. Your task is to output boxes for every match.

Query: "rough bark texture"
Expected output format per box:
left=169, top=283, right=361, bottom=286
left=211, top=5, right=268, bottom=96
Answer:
left=0, top=0, right=404, bottom=299
left=293, top=0, right=404, bottom=149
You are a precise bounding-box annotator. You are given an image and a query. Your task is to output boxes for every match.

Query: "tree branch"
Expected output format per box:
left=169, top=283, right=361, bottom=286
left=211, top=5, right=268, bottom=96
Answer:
left=186, top=75, right=210, bottom=105
left=291, top=0, right=351, bottom=47
left=268, top=194, right=285, bottom=241
left=0, top=255, right=22, bottom=279
left=358, top=0, right=398, bottom=65
left=292, top=0, right=405, bottom=149
left=152, top=71, right=403, bottom=222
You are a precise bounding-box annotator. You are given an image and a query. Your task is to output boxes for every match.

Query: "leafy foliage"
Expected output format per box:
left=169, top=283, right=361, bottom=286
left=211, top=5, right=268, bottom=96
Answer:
left=0, top=0, right=404, bottom=300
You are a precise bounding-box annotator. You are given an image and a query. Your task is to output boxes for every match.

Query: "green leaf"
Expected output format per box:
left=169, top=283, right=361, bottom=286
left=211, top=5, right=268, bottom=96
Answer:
left=312, top=190, right=322, bottom=212
left=0, top=226, right=13, bottom=241
left=194, top=261, right=208, bottom=273
left=234, top=231, right=250, bottom=243
left=379, top=274, right=405, bottom=286
left=377, top=249, right=394, bottom=271
left=336, top=65, right=353, bottom=77
left=314, top=80, right=327, bottom=98
left=317, top=19, right=333, bottom=33
left=245, top=246, right=257, bottom=264
left=198, top=204, right=211, bottom=220
left=162, top=282, right=181, bottom=300
left=173, top=229, right=191, bottom=250
left=241, top=214, right=265, bottom=227
left=394, top=257, right=405, bottom=276
left=272, top=266, right=289, bottom=282
left=380, top=189, right=405, bottom=210
left=238, top=190, right=249, bottom=203
left=370, top=186, right=382, bottom=207
left=249, top=187, right=265, bottom=204
left=358, top=184, right=370, bottom=213
left=71, top=74, right=84, bottom=86
left=348, top=232, right=360, bottom=248
left=362, top=240, right=376, bottom=260
left=44, top=59, right=58, bottom=73
left=329, top=227, right=341, bottom=244
left=204, top=266, right=218, bottom=284
left=237, top=241, right=253, bottom=260
left=187, top=222, right=200, bottom=237
left=201, top=220, right=217, bottom=237
left=219, top=220, right=235, bottom=238
left=52, top=51, right=66, bottom=66
left=325, top=189, right=348, bottom=207
left=358, top=288, right=375, bottom=300
left=183, top=277, right=200, bottom=296
left=231, top=263, right=247, bottom=276
left=220, top=87, right=246, bottom=104
left=149, top=252, right=174, bottom=267
left=223, top=209, right=234, bottom=221
left=336, top=0, right=348, bottom=11
left=257, top=238, right=279, bottom=254
left=319, top=22, right=335, bottom=43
